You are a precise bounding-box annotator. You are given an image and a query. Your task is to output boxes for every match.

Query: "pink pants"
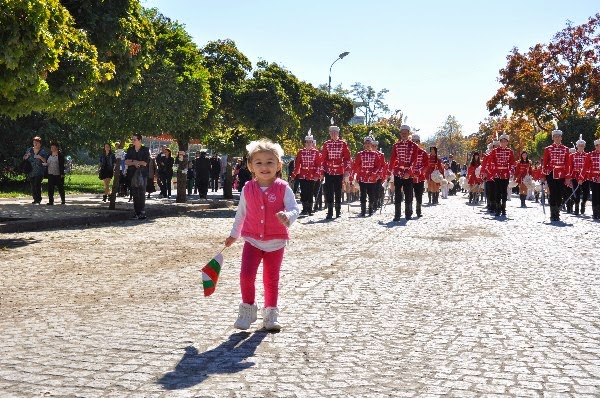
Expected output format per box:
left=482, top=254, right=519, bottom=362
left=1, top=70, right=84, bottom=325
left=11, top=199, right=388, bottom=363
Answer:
left=240, top=241, right=284, bottom=308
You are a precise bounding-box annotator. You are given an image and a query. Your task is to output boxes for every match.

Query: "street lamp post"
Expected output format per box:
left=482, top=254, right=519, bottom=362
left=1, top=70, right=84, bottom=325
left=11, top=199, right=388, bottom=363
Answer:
left=328, top=51, right=350, bottom=94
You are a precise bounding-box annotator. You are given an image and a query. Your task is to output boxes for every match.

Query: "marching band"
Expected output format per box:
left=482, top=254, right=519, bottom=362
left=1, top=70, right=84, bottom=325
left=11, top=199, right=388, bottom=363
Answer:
left=287, top=124, right=598, bottom=223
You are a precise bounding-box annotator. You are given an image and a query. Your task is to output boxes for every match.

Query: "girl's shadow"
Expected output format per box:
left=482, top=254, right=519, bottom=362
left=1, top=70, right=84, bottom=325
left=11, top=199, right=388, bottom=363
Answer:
left=157, top=331, right=267, bottom=390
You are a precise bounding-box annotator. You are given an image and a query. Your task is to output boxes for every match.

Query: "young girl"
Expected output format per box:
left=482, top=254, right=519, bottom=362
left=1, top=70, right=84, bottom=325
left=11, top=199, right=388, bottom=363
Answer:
left=225, top=139, right=299, bottom=331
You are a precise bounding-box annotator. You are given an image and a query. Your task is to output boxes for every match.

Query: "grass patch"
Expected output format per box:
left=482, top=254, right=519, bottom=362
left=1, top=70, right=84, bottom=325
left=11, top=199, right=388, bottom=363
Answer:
left=0, top=174, right=105, bottom=198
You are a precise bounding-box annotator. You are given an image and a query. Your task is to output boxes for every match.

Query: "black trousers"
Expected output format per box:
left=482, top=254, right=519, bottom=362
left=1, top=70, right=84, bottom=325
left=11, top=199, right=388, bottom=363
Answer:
left=359, top=182, right=376, bottom=207
left=324, top=173, right=343, bottom=207
left=47, top=174, right=65, bottom=204
left=299, top=179, right=315, bottom=204
left=485, top=180, right=496, bottom=206
left=494, top=178, right=509, bottom=208
left=131, top=180, right=147, bottom=215
left=394, top=176, right=413, bottom=205
left=29, top=175, right=43, bottom=203
left=571, top=179, right=590, bottom=203
left=413, top=181, right=424, bottom=205
left=196, top=177, right=209, bottom=197
left=210, top=176, right=219, bottom=191
left=591, top=182, right=600, bottom=207
left=546, top=171, right=564, bottom=207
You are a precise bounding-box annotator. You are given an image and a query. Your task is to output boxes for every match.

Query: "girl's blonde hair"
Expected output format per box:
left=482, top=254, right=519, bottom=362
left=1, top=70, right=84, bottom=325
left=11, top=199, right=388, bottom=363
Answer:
left=246, top=138, right=284, bottom=163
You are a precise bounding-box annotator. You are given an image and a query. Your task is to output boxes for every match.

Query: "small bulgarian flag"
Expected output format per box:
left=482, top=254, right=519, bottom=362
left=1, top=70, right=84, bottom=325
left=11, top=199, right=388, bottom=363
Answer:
left=201, top=252, right=224, bottom=297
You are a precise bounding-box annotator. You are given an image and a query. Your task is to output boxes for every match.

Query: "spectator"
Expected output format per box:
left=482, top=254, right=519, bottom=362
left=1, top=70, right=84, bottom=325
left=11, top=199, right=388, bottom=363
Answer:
left=46, top=142, right=65, bottom=205
left=194, top=151, right=211, bottom=198
left=159, top=148, right=174, bottom=198
left=22, top=136, right=48, bottom=204
left=99, top=143, right=116, bottom=202
left=210, top=153, right=221, bottom=192
left=186, top=160, right=195, bottom=195
left=237, top=156, right=252, bottom=192
left=125, top=134, right=150, bottom=220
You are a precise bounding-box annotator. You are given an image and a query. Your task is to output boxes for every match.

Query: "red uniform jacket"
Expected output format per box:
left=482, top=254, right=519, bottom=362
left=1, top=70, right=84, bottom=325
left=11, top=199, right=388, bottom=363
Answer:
left=480, top=153, right=496, bottom=181
left=581, top=150, right=600, bottom=183
left=321, top=139, right=351, bottom=176
left=487, top=147, right=515, bottom=179
left=467, top=164, right=483, bottom=185
left=513, top=161, right=532, bottom=184
left=531, top=166, right=543, bottom=181
left=425, top=156, right=444, bottom=181
left=542, top=144, right=570, bottom=179
left=569, top=151, right=587, bottom=180
left=389, top=140, right=418, bottom=178
left=376, top=151, right=387, bottom=181
left=412, top=147, right=429, bottom=183
left=352, top=150, right=385, bottom=183
left=291, top=148, right=322, bottom=181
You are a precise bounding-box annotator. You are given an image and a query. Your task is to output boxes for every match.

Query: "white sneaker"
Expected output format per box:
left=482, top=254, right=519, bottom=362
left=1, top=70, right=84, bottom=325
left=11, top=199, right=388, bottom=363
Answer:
left=262, top=307, right=281, bottom=331
left=233, top=303, right=257, bottom=330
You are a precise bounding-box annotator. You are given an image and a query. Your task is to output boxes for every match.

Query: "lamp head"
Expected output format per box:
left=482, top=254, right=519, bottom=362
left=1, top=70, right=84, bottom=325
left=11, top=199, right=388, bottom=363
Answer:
left=339, top=51, right=350, bottom=59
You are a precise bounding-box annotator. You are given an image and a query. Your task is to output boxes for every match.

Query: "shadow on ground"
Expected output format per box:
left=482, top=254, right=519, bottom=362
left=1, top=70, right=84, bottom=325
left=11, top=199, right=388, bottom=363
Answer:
left=157, top=331, right=268, bottom=390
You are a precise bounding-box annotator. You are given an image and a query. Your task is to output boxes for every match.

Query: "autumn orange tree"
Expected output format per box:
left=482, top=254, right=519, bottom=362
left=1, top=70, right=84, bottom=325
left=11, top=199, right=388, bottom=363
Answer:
left=487, top=13, right=600, bottom=149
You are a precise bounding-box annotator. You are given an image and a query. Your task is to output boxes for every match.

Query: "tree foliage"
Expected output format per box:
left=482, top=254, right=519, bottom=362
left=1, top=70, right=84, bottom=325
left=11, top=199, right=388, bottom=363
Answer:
left=488, top=14, right=600, bottom=130
left=0, top=0, right=106, bottom=118
left=350, top=83, right=390, bottom=126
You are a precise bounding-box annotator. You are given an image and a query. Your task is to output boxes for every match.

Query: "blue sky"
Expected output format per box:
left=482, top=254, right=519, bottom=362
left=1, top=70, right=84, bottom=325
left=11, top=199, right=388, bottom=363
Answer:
left=143, top=0, right=598, bottom=140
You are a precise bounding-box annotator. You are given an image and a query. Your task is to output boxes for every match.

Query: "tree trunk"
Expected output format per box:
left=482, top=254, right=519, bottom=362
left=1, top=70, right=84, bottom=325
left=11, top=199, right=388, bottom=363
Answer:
left=176, top=139, right=189, bottom=203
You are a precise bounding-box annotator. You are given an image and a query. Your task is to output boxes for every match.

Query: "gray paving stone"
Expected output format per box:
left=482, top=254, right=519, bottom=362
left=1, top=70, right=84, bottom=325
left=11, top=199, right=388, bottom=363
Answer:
left=1, top=193, right=599, bottom=396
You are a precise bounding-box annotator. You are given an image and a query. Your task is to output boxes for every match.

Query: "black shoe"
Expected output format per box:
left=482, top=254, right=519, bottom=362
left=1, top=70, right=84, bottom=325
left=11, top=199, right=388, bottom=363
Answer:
left=47, top=202, right=54, bottom=206
left=131, top=214, right=139, bottom=220
left=138, top=213, right=147, bottom=220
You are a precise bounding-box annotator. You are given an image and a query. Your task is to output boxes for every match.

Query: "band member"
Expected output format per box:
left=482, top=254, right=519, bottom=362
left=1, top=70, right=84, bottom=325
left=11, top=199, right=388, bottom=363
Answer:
left=425, top=146, right=444, bottom=204
left=321, top=125, right=352, bottom=219
left=352, top=135, right=385, bottom=216
left=486, top=133, right=515, bottom=217
left=580, top=138, right=600, bottom=219
left=513, top=150, right=532, bottom=208
left=531, top=161, right=543, bottom=202
left=371, top=139, right=387, bottom=210
left=411, top=134, right=428, bottom=217
left=541, top=129, right=571, bottom=222
left=569, top=135, right=590, bottom=215
left=291, top=131, right=322, bottom=216
left=389, top=125, right=418, bottom=221
left=466, top=151, right=483, bottom=204
left=480, top=140, right=499, bottom=213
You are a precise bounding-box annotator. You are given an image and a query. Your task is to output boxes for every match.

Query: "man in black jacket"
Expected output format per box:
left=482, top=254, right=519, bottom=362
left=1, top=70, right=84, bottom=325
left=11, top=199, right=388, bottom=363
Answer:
left=194, top=151, right=211, bottom=198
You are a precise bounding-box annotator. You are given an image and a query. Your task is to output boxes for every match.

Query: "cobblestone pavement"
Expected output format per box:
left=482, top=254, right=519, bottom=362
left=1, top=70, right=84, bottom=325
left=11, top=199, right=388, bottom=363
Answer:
left=1, top=192, right=599, bottom=397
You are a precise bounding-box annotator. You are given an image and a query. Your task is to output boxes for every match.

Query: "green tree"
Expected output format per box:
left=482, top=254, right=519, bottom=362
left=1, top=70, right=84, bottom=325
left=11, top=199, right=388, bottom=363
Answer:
left=431, top=115, right=469, bottom=163
left=350, top=83, right=390, bottom=126
left=121, top=9, right=211, bottom=202
left=0, top=0, right=106, bottom=118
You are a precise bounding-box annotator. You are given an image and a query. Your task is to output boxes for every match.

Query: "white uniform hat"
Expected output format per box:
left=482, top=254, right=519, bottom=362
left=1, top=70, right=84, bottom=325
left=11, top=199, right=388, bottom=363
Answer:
left=372, top=140, right=379, bottom=146
left=552, top=129, right=563, bottom=136
left=499, top=133, right=509, bottom=141
left=594, top=138, right=600, bottom=146
left=364, top=135, right=373, bottom=143
left=305, top=128, right=315, bottom=142
left=576, top=134, right=586, bottom=146
left=492, top=140, right=500, bottom=146
left=400, top=124, right=411, bottom=132
left=412, top=134, right=420, bottom=142
left=329, top=125, right=340, bottom=133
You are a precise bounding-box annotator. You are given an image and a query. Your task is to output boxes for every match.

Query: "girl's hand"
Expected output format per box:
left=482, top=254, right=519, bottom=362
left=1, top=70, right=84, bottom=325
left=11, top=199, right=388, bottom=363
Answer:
left=276, top=211, right=290, bottom=227
left=224, top=236, right=237, bottom=247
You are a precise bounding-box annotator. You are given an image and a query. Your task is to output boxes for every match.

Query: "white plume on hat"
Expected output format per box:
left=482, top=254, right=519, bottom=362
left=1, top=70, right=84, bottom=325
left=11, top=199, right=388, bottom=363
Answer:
left=330, top=117, right=335, bottom=125
left=400, top=124, right=411, bottom=132
left=576, top=134, right=586, bottom=146
left=552, top=129, right=563, bottom=136
left=305, top=128, right=314, bottom=142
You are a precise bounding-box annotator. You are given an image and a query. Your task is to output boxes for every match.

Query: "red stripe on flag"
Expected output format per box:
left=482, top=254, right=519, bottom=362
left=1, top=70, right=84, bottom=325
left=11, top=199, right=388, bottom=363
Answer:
left=202, top=265, right=219, bottom=282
